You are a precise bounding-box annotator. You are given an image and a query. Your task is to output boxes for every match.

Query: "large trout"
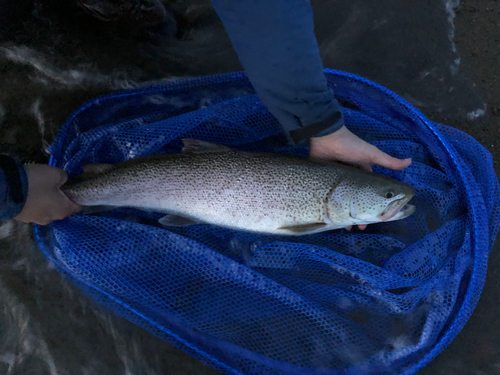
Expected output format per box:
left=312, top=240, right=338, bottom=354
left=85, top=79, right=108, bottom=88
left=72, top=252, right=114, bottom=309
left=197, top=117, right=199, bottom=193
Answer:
left=62, top=139, right=416, bottom=235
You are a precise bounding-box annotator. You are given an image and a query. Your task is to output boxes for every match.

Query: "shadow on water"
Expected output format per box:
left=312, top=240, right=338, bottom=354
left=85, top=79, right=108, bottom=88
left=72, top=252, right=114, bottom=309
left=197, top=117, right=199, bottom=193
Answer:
left=0, top=0, right=488, bottom=373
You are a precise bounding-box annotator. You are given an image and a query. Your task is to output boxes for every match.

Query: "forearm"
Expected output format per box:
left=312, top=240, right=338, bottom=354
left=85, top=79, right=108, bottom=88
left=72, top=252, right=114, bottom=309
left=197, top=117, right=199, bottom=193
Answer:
left=212, top=0, right=344, bottom=144
left=0, top=155, right=28, bottom=220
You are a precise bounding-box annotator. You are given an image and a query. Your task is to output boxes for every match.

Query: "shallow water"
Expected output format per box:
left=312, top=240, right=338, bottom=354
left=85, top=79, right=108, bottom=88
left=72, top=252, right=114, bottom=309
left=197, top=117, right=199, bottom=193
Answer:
left=0, top=0, right=490, bottom=374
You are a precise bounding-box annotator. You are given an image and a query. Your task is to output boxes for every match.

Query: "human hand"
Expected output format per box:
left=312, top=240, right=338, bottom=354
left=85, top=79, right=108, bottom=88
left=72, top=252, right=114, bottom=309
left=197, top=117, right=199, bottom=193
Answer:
left=14, top=164, right=82, bottom=225
left=309, top=125, right=411, bottom=231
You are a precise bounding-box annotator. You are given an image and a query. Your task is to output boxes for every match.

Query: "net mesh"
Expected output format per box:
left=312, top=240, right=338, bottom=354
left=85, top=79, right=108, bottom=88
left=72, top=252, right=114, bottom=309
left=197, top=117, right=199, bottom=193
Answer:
left=33, top=69, right=500, bottom=375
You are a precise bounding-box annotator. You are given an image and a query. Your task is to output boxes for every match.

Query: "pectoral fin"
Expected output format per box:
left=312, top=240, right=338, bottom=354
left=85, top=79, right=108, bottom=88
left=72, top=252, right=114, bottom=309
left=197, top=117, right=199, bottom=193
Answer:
left=81, top=205, right=116, bottom=215
left=277, top=222, right=328, bottom=234
left=158, top=214, right=201, bottom=227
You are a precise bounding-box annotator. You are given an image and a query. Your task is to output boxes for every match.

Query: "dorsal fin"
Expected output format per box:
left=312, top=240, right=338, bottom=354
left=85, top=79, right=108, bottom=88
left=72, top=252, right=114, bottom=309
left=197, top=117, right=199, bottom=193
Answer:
left=82, top=163, right=115, bottom=174
left=181, top=139, right=233, bottom=153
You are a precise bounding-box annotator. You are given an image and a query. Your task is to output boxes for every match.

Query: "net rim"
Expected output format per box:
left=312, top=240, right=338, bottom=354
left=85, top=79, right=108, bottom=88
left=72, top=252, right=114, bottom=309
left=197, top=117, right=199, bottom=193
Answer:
left=32, top=68, right=490, bottom=375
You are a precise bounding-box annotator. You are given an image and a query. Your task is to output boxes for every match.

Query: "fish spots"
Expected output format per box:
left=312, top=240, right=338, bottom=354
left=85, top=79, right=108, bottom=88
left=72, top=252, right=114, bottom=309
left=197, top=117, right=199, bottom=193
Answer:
left=64, top=148, right=414, bottom=234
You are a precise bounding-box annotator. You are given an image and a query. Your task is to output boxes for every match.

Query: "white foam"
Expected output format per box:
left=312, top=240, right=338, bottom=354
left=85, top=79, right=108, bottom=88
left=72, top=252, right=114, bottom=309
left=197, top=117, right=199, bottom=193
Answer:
left=0, top=221, right=15, bottom=239
left=1, top=45, right=138, bottom=90
left=467, top=107, right=486, bottom=120
left=445, top=0, right=461, bottom=74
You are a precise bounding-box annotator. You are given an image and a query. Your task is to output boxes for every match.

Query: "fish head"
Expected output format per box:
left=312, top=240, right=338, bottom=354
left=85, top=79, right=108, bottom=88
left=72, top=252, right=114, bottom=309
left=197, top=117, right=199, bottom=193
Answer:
left=347, top=176, right=416, bottom=224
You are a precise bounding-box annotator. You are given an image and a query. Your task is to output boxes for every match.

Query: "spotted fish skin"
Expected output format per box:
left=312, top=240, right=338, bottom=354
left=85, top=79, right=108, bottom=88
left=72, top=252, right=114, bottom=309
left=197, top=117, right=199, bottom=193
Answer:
left=62, top=139, right=415, bottom=235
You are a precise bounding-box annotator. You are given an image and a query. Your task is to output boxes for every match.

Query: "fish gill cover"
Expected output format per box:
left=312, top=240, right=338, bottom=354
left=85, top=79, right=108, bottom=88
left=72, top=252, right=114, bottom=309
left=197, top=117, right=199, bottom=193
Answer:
left=34, top=69, right=500, bottom=375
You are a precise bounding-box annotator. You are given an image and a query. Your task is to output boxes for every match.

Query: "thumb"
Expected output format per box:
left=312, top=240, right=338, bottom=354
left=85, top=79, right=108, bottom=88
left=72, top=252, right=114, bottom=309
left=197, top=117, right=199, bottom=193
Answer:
left=372, top=151, right=412, bottom=171
left=57, top=169, right=69, bottom=187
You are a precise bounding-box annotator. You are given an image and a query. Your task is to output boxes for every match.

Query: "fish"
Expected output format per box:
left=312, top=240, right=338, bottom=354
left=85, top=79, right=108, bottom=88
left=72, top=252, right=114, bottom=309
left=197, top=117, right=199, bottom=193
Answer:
left=61, top=139, right=416, bottom=236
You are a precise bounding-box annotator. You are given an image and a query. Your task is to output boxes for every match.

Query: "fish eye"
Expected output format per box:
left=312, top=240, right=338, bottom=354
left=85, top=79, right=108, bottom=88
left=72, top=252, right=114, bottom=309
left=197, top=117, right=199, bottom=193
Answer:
left=385, top=191, right=395, bottom=199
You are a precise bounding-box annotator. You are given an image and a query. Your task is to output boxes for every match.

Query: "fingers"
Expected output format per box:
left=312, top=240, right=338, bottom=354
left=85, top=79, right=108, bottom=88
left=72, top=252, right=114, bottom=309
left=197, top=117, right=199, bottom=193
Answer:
left=345, top=224, right=368, bottom=231
left=35, top=218, right=51, bottom=226
left=391, top=158, right=412, bottom=170
left=56, top=190, right=82, bottom=214
left=62, top=198, right=82, bottom=216
left=14, top=164, right=80, bottom=225
left=71, top=201, right=83, bottom=214
left=360, top=164, right=373, bottom=173
left=372, top=151, right=412, bottom=171
left=53, top=168, right=82, bottom=215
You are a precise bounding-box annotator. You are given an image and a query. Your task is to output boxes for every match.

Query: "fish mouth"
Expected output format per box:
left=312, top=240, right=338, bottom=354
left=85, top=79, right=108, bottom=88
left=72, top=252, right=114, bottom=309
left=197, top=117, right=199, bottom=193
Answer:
left=379, top=199, right=416, bottom=221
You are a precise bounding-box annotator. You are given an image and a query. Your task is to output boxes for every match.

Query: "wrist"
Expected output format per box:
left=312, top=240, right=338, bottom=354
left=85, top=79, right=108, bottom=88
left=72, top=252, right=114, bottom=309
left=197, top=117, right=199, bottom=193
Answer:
left=310, top=124, right=347, bottom=146
left=288, top=110, right=344, bottom=146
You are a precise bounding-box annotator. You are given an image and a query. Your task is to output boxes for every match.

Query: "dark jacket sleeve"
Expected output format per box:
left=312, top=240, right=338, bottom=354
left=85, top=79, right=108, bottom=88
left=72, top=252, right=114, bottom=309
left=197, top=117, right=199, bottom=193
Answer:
left=0, top=155, right=28, bottom=220
left=211, top=0, right=344, bottom=145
